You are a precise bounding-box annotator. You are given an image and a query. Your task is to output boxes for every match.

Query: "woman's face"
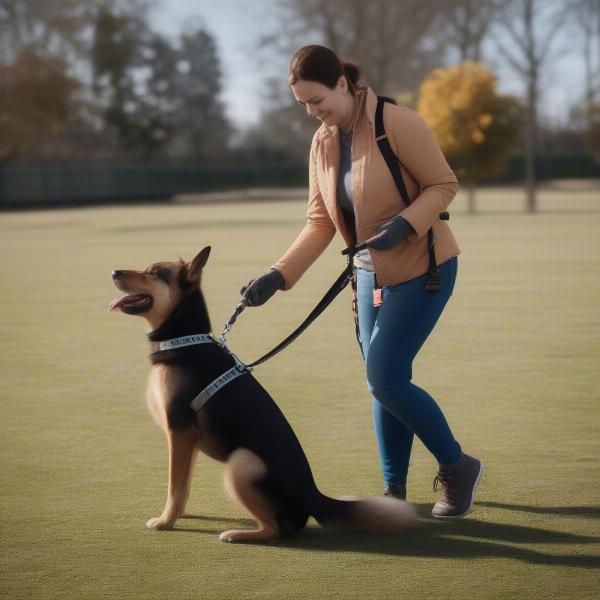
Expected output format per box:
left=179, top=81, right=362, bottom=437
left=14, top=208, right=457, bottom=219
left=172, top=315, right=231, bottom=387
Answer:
left=291, top=76, right=354, bottom=129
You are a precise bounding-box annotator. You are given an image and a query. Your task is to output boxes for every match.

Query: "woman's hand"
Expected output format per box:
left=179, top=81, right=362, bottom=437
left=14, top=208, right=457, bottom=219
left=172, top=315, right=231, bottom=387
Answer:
left=366, top=215, right=414, bottom=251
left=240, top=269, right=285, bottom=306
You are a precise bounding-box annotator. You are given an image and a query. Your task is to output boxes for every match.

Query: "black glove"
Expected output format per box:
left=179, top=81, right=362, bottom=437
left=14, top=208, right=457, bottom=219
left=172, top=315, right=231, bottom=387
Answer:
left=366, top=215, right=414, bottom=251
left=240, top=269, right=285, bottom=306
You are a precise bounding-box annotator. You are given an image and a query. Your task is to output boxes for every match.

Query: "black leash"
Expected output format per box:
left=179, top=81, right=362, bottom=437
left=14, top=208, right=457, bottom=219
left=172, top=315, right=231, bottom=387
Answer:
left=220, top=254, right=356, bottom=368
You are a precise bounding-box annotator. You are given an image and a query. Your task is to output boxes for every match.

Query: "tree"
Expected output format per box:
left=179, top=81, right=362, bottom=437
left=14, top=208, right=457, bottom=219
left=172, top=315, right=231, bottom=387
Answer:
left=418, top=62, right=522, bottom=213
left=0, top=0, right=230, bottom=162
left=92, top=5, right=230, bottom=159
left=249, top=0, right=449, bottom=161
left=443, top=0, right=503, bottom=62
left=265, top=0, right=446, bottom=94
left=0, top=0, right=94, bottom=63
left=174, top=28, right=231, bottom=159
left=92, top=4, right=164, bottom=158
left=0, top=50, right=79, bottom=161
left=0, top=0, right=94, bottom=160
left=571, top=0, right=600, bottom=161
left=491, top=0, right=570, bottom=213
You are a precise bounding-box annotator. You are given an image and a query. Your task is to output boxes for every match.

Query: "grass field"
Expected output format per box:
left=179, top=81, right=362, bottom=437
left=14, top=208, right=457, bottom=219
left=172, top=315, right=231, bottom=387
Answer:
left=1, top=186, right=599, bottom=599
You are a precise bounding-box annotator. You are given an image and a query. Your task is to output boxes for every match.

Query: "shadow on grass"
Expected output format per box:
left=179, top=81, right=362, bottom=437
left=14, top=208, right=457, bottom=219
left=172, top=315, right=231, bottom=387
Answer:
left=175, top=513, right=254, bottom=534
left=179, top=514, right=253, bottom=524
left=477, top=501, right=600, bottom=518
left=173, top=505, right=600, bottom=567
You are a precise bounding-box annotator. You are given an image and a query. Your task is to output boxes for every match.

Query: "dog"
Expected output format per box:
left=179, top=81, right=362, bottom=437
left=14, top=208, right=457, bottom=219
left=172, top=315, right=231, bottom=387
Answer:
left=109, top=246, right=416, bottom=543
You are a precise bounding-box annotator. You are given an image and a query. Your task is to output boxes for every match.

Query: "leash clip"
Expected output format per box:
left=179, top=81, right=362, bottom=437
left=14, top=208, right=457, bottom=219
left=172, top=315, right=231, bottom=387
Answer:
left=219, top=300, right=247, bottom=346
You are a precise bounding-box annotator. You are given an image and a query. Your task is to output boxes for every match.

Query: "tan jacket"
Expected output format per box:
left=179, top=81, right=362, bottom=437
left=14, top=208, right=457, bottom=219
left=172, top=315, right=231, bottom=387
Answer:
left=273, top=86, right=460, bottom=288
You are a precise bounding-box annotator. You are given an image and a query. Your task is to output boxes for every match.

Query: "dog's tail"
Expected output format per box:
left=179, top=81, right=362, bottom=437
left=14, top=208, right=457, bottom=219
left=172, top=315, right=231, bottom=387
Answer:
left=310, top=493, right=418, bottom=533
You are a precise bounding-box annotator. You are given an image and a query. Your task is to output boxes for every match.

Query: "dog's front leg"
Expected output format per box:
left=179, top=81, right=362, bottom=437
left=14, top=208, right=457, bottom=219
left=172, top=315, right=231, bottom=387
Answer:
left=147, top=427, right=197, bottom=530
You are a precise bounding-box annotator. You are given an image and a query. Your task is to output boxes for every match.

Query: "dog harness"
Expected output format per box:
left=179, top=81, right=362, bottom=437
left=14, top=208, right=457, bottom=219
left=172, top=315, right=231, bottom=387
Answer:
left=151, top=256, right=357, bottom=415
left=152, top=333, right=251, bottom=413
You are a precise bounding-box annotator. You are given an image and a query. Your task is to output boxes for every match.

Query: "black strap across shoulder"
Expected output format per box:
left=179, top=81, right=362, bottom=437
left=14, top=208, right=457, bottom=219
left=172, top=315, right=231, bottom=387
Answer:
left=374, top=96, right=448, bottom=294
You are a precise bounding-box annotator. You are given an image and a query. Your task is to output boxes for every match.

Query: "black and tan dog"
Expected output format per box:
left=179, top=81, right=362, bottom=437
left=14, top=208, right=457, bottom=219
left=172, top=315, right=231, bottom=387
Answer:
left=110, top=246, right=416, bottom=543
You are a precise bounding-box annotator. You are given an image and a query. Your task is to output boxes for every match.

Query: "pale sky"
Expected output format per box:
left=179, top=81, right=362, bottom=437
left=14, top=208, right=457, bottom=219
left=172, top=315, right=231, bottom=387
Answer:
left=151, top=0, right=587, bottom=130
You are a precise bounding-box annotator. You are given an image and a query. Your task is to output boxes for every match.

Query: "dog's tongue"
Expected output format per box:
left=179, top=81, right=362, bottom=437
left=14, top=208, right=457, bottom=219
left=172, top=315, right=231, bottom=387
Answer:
left=109, top=293, right=150, bottom=312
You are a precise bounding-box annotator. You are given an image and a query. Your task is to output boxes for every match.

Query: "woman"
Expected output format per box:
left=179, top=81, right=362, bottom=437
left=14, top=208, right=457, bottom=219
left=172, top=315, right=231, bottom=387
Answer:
left=242, top=45, right=483, bottom=518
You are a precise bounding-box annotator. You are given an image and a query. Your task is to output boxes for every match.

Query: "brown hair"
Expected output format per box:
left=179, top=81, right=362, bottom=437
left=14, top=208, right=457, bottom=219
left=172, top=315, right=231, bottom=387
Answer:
left=288, top=45, right=360, bottom=95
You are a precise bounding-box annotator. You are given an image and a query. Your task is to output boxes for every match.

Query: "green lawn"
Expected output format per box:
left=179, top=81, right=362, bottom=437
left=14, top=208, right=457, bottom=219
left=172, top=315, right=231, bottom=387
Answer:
left=1, top=186, right=599, bottom=599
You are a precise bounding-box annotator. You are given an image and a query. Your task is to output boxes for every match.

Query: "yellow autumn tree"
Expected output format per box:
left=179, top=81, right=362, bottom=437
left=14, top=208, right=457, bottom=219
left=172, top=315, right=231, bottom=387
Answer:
left=418, top=62, right=522, bottom=213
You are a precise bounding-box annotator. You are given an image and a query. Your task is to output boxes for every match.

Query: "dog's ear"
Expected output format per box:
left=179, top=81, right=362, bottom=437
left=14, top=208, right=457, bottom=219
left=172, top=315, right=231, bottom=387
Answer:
left=184, top=246, right=211, bottom=285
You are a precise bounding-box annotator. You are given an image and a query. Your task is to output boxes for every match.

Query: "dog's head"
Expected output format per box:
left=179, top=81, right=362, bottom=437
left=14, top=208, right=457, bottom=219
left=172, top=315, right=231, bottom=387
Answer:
left=109, top=246, right=211, bottom=329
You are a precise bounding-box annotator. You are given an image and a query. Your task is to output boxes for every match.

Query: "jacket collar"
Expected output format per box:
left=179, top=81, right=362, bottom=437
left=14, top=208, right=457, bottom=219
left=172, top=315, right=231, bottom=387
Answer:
left=314, top=86, right=378, bottom=142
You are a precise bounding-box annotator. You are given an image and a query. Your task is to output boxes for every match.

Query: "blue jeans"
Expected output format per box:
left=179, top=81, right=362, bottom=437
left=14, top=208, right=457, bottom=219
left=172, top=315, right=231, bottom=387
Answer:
left=356, top=257, right=460, bottom=486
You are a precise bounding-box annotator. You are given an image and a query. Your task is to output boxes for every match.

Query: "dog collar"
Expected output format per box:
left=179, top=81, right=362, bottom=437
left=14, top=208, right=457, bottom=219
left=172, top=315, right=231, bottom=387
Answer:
left=150, top=333, right=216, bottom=353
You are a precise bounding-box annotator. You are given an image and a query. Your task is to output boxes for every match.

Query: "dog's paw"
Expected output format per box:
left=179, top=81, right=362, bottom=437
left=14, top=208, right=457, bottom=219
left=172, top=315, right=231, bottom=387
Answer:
left=218, top=530, right=236, bottom=543
left=219, top=529, right=254, bottom=543
left=218, top=528, right=278, bottom=544
left=146, top=517, right=174, bottom=530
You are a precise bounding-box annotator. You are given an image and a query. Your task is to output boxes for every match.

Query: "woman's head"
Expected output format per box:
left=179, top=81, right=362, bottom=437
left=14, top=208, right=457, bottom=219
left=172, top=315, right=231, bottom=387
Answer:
left=288, top=45, right=361, bottom=130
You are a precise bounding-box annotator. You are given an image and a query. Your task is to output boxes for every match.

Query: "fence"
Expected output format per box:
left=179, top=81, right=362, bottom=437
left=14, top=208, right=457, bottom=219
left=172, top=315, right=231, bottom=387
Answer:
left=1, top=155, right=599, bottom=209
left=0, top=162, right=307, bottom=208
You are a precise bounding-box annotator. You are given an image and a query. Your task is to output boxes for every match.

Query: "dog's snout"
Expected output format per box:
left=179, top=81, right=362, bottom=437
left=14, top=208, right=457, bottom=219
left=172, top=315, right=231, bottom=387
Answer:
left=112, top=270, right=125, bottom=279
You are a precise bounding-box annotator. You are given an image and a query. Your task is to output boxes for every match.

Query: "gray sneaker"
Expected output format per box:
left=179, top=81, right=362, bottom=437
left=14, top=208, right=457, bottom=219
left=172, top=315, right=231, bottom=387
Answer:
left=383, top=483, right=407, bottom=501
left=432, top=451, right=483, bottom=518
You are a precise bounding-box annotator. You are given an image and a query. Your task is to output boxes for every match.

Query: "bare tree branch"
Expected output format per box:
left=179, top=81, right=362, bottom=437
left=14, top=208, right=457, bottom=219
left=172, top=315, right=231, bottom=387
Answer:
left=263, top=0, right=445, bottom=93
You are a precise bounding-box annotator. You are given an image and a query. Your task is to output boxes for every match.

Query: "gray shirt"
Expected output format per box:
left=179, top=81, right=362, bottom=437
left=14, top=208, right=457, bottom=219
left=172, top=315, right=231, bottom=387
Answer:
left=336, top=129, right=373, bottom=271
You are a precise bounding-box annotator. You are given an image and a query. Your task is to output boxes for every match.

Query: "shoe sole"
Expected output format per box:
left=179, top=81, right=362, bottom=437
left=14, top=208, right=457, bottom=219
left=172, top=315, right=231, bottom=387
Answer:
left=431, top=460, right=484, bottom=519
